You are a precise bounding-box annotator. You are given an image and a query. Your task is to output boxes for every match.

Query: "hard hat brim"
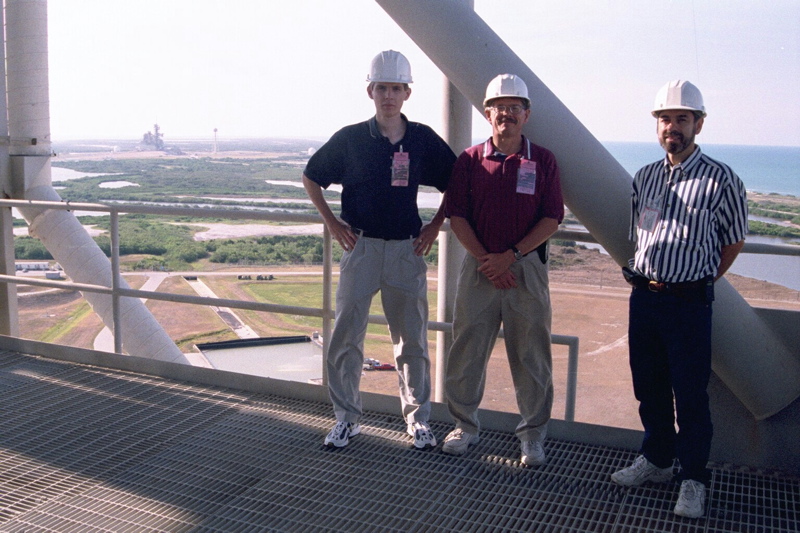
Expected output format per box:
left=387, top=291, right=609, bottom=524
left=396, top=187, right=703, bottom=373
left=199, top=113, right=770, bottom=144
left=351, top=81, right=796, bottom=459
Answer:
left=651, top=105, right=707, bottom=118
left=366, top=77, right=413, bottom=84
left=483, top=96, right=531, bottom=108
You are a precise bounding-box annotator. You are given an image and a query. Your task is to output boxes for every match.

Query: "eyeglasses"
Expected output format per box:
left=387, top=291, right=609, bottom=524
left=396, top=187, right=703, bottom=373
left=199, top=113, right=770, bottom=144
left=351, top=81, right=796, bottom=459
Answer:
left=490, top=104, right=526, bottom=115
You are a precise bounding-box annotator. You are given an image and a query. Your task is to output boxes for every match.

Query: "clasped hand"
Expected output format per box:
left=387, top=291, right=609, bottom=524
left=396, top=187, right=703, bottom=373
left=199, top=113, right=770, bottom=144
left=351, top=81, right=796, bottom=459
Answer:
left=477, top=252, right=517, bottom=289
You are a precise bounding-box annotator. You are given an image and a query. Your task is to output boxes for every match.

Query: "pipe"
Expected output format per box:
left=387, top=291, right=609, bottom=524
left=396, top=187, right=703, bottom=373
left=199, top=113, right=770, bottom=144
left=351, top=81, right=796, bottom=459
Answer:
left=0, top=1, right=19, bottom=336
left=5, top=0, right=187, bottom=364
left=375, top=0, right=800, bottom=419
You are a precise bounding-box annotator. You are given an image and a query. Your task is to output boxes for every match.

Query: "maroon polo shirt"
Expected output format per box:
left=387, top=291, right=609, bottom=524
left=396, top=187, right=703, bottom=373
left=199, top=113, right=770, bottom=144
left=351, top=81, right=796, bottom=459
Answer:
left=445, top=137, right=564, bottom=253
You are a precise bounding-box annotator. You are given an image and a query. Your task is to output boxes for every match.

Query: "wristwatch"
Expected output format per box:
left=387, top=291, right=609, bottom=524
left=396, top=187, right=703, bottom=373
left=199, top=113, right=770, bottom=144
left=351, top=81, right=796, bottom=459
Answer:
left=511, top=245, right=524, bottom=261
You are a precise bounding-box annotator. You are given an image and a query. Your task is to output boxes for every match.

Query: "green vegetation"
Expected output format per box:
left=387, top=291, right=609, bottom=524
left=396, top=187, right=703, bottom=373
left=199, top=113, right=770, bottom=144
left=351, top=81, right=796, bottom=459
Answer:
left=14, top=211, right=440, bottom=270
left=53, top=156, right=330, bottom=205
left=40, top=301, right=93, bottom=343
left=748, top=220, right=800, bottom=239
left=174, top=328, right=234, bottom=351
left=12, top=157, right=797, bottom=271
left=748, top=199, right=800, bottom=226
left=209, top=235, right=331, bottom=265
left=15, top=236, right=53, bottom=260
left=242, top=278, right=438, bottom=335
left=243, top=280, right=325, bottom=329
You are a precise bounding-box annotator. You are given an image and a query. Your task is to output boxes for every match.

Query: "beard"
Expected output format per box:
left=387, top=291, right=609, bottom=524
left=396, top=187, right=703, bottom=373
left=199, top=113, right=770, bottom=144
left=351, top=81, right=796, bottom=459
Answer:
left=659, top=131, right=695, bottom=155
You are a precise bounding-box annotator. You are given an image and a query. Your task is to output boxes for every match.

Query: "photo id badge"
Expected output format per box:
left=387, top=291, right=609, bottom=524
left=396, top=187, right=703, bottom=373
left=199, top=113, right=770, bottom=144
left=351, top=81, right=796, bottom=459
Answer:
left=638, top=196, right=662, bottom=232
left=392, top=151, right=409, bottom=186
left=516, top=159, right=537, bottom=195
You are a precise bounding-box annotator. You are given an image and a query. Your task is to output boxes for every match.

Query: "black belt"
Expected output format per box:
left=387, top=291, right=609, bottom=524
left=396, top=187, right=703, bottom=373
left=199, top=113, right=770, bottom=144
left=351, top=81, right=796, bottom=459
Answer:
left=631, top=276, right=710, bottom=293
left=352, top=228, right=414, bottom=241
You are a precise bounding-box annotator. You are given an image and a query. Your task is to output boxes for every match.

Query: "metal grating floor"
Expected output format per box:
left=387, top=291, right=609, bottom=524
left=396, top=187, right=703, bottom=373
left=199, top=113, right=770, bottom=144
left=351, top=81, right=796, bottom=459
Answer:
left=0, top=350, right=797, bottom=532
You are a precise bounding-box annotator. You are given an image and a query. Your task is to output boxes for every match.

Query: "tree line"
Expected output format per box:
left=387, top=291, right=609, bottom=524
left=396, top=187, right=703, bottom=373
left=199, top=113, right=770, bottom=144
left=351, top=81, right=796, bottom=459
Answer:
left=14, top=215, right=440, bottom=271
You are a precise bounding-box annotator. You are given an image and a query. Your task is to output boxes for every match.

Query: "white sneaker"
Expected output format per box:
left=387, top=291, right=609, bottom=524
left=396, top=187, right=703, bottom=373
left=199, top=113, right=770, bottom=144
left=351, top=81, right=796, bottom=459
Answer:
left=441, top=428, right=479, bottom=456
left=611, top=455, right=673, bottom=486
left=521, top=440, right=546, bottom=466
left=674, top=480, right=706, bottom=518
left=407, top=421, right=437, bottom=449
left=323, top=421, right=360, bottom=448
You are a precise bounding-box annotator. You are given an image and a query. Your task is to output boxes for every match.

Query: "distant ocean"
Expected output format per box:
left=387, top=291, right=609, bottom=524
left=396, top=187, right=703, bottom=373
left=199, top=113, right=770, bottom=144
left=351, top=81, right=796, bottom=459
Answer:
left=50, top=142, right=800, bottom=290
left=603, top=142, right=800, bottom=197
left=605, top=142, right=800, bottom=291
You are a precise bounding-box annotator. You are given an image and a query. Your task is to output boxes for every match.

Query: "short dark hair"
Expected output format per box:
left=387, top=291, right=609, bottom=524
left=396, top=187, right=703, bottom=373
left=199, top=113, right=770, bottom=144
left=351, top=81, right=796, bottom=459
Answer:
left=368, top=82, right=410, bottom=91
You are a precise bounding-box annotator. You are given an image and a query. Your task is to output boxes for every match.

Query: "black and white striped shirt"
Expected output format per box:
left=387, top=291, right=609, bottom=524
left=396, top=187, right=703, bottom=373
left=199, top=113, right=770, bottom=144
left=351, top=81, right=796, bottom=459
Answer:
left=629, top=146, right=748, bottom=283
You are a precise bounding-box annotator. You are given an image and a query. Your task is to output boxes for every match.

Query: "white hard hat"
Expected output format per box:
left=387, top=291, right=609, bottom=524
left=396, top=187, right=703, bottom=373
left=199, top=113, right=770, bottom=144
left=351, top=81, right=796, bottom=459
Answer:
left=651, top=80, right=706, bottom=118
left=483, top=74, right=530, bottom=107
left=367, top=50, right=413, bottom=84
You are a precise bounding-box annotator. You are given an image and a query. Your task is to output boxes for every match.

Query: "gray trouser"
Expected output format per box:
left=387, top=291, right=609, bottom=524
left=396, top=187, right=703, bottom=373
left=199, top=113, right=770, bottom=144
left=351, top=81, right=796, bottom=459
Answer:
left=327, top=236, right=432, bottom=425
left=445, top=253, right=553, bottom=442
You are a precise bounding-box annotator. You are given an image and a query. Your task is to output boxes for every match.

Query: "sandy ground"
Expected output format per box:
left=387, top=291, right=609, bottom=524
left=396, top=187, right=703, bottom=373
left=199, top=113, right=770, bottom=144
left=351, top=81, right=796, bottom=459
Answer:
left=186, top=223, right=325, bottom=241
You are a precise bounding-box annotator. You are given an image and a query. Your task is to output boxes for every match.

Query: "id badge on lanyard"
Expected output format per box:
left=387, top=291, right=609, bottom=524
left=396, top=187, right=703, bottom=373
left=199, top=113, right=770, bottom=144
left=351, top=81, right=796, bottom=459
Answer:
left=516, top=159, right=537, bottom=195
left=392, top=147, right=409, bottom=187
left=638, top=195, right=663, bottom=232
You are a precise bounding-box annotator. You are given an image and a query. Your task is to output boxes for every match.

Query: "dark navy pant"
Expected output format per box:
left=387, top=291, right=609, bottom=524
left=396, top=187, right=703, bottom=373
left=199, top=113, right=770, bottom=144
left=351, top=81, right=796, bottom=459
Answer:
left=628, top=285, right=713, bottom=485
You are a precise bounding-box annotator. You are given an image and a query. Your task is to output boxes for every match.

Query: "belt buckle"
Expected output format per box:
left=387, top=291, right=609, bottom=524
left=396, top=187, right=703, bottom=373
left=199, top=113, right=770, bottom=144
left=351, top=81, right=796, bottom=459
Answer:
left=648, top=281, right=666, bottom=292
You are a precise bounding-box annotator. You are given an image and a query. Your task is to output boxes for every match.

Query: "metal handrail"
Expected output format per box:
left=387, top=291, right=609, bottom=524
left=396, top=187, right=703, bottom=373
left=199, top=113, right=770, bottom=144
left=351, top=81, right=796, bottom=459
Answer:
left=2, top=197, right=796, bottom=422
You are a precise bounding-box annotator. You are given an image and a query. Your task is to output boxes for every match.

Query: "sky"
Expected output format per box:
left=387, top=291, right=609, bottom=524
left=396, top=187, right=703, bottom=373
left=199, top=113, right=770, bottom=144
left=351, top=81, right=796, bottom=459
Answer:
left=47, top=0, right=800, bottom=147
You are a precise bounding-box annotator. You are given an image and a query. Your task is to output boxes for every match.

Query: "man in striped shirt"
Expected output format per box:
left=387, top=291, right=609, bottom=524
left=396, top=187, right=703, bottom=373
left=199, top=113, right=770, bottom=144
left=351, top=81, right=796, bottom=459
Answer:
left=610, top=80, right=748, bottom=519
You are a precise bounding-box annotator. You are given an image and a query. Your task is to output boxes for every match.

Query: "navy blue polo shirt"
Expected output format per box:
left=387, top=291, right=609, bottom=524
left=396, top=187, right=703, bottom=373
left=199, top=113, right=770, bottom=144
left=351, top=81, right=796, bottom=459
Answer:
left=304, top=115, right=455, bottom=239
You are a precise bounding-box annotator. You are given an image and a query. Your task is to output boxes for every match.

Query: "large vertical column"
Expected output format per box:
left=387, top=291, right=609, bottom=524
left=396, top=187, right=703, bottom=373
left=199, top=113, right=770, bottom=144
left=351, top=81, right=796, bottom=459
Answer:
left=0, top=1, right=17, bottom=336
left=376, top=0, right=800, bottom=419
left=435, top=70, right=471, bottom=402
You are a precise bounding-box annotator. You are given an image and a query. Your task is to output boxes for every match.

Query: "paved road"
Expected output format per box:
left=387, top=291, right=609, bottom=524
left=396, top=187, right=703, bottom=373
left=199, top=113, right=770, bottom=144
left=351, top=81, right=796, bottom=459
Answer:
left=93, top=272, right=258, bottom=354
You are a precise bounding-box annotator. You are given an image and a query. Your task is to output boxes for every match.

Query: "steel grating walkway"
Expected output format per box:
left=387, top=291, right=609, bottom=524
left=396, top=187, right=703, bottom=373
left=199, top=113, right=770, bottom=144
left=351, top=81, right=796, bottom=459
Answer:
left=0, top=349, right=797, bottom=532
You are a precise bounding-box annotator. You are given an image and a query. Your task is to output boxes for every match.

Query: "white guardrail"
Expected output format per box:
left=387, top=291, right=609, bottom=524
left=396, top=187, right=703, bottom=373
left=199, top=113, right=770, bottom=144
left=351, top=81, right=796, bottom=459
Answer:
left=1, top=199, right=797, bottom=421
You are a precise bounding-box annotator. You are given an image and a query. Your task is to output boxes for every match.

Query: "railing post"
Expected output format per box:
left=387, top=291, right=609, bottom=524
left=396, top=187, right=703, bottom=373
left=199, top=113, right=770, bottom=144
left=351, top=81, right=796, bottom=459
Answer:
left=556, top=334, right=580, bottom=422
left=0, top=206, right=19, bottom=336
left=110, top=210, right=122, bottom=354
left=321, top=225, right=333, bottom=386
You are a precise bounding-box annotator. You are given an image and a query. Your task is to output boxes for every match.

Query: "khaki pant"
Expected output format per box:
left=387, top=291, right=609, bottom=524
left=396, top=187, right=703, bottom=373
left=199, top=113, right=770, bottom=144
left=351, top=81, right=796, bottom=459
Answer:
left=327, top=236, right=432, bottom=425
left=445, top=253, right=553, bottom=442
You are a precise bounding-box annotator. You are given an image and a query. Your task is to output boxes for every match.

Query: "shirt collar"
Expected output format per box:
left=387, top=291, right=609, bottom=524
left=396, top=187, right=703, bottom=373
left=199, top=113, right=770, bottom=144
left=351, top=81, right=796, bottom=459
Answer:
left=368, top=114, right=410, bottom=141
left=661, top=144, right=703, bottom=174
left=483, top=135, right=532, bottom=159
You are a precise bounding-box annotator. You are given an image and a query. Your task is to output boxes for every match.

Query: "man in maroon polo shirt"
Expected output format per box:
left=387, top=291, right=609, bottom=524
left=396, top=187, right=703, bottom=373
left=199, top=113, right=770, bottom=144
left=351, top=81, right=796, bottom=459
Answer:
left=441, top=74, right=564, bottom=466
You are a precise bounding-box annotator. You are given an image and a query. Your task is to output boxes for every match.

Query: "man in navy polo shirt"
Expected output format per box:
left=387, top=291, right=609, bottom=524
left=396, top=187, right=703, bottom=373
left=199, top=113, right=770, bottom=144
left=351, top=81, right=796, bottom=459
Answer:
left=302, top=50, right=455, bottom=449
left=441, top=74, right=564, bottom=466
